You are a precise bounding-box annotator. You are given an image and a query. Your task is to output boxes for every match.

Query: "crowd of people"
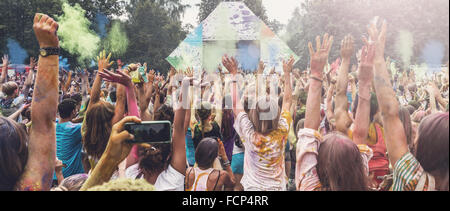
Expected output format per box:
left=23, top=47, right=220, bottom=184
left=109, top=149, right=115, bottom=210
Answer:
left=0, top=13, right=448, bottom=191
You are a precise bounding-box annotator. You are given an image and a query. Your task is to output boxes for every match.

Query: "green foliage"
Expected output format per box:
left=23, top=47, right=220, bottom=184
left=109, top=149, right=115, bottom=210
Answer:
left=0, top=0, right=125, bottom=67
left=284, top=0, right=449, bottom=70
left=197, top=0, right=268, bottom=24
left=123, top=0, right=187, bottom=73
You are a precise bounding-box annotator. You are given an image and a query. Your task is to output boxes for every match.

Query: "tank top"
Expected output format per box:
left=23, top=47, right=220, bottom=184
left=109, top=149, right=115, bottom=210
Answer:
left=185, top=167, right=221, bottom=191
left=368, top=123, right=389, bottom=172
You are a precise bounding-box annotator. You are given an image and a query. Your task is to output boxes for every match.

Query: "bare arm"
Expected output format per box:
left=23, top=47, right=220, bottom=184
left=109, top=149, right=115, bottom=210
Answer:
left=80, top=116, right=141, bottom=190
left=1, top=55, right=8, bottom=85
left=305, top=34, right=333, bottom=130
left=325, top=84, right=335, bottom=123
left=335, top=35, right=354, bottom=134
left=371, top=21, right=408, bottom=166
left=87, top=51, right=113, bottom=111
left=353, top=43, right=376, bottom=145
left=171, top=95, right=188, bottom=175
left=282, top=57, right=295, bottom=112
left=222, top=56, right=245, bottom=118
left=17, top=14, right=59, bottom=191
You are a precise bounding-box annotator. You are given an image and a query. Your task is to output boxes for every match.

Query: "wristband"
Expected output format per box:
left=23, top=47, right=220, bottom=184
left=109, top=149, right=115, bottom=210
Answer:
left=310, top=76, right=323, bottom=83
left=221, top=160, right=231, bottom=168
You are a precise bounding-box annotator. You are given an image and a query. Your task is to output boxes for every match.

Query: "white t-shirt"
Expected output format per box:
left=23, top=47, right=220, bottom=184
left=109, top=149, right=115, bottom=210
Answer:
left=125, top=164, right=185, bottom=191
left=233, top=111, right=292, bottom=191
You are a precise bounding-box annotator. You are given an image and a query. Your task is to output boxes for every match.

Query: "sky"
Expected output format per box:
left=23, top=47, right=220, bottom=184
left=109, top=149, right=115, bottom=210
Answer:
left=180, top=0, right=304, bottom=28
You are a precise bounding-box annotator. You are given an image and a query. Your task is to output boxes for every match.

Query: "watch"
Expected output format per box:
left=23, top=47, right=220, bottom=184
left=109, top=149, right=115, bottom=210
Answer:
left=39, top=47, right=60, bottom=57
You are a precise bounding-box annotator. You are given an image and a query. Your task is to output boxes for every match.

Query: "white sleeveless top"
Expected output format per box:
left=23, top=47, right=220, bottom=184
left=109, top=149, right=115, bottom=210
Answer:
left=186, top=167, right=218, bottom=191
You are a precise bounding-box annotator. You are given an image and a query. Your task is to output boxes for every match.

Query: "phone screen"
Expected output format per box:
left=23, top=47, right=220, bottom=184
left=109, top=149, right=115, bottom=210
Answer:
left=125, top=121, right=172, bottom=144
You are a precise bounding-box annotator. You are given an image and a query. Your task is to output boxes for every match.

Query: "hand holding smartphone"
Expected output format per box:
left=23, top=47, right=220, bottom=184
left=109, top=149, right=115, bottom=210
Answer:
left=124, top=121, right=172, bottom=144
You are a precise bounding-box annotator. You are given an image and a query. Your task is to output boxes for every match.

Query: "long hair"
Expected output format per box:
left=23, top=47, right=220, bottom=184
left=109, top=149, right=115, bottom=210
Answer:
left=248, top=96, right=280, bottom=135
left=196, top=102, right=212, bottom=140
left=138, top=143, right=172, bottom=175
left=195, top=138, right=219, bottom=169
left=415, top=112, right=449, bottom=190
left=221, top=95, right=236, bottom=141
left=398, top=106, right=413, bottom=153
left=0, top=117, right=29, bottom=191
left=317, top=132, right=369, bottom=191
left=82, top=102, right=115, bottom=161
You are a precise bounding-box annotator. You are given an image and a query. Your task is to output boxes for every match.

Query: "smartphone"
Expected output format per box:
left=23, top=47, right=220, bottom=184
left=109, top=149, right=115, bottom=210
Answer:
left=125, top=121, right=172, bottom=144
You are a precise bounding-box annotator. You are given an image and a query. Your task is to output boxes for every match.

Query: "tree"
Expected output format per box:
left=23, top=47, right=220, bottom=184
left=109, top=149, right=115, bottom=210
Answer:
left=284, top=0, right=449, bottom=70
left=124, top=0, right=187, bottom=73
left=0, top=0, right=126, bottom=65
left=267, top=19, right=284, bottom=35
left=197, top=0, right=268, bottom=24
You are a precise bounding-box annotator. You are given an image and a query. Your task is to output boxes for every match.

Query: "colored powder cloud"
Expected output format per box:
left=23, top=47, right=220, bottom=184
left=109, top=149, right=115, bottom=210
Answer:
left=95, top=12, right=109, bottom=38
left=105, top=21, right=129, bottom=56
left=6, top=38, right=28, bottom=64
left=236, top=41, right=260, bottom=72
left=57, top=1, right=100, bottom=64
left=420, top=40, right=445, bottom=73
left=395, top=30, right=414, bottom=69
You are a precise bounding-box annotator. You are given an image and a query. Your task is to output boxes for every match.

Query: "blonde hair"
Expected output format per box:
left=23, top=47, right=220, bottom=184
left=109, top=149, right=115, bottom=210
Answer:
left=87, top=179, right=155, bottom=191
left=1, top=81, right=18, bottom=96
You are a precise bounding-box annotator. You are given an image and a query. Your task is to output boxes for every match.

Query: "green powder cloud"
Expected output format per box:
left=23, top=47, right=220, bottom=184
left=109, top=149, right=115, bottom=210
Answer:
left=57, top=1, right=100, bottom=64
left=105, top=21, right=129, bottom=56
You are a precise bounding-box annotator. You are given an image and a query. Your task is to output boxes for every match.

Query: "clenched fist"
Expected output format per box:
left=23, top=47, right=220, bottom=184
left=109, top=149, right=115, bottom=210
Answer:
left=33, top=13, right=59, bottom=48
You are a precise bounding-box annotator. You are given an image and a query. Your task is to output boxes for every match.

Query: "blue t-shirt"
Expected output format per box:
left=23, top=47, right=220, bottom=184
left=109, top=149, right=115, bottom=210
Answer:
left=53, top=121, right=85, bottom=180
left=185, top=128, right=195, bottom=167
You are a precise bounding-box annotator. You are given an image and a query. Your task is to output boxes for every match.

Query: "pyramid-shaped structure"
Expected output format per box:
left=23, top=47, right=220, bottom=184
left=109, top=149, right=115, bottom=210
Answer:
left=166, top=1, right=299, bottom=73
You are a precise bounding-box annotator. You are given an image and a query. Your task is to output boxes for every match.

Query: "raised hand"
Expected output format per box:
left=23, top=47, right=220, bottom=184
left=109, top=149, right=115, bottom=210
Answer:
left=117, top=59, right=124, bottom=69
left=185, top=67, right=194, bottom=78
left=99, top=68, right=132, bottom=88
left=222, top=55, right=239, bottom=75
left=33, top=13, right=59, bottom=48
left=30, top=57, right=37, bottom=69
left=358, top=41, right=376, bottom=84
left=340, top=34, right=354, bottom=61
left=148, top=69, right=156, bottom=82
left=169, top=66, right=176, bottom=78
left=257, top=61, right=265, bottom=75
left=308, top=33, right=334, bottom=78
left=283, top=56, right=295, bottom=75
left=97, top=50, right=114, bottom=70
left=367, top=19, right=387, bottom=61
left=2, top=55, right=9, bottom=66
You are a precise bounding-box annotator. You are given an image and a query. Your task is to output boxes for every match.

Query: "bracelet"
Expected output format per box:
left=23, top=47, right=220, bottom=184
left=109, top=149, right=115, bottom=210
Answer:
left=310, top=76, right=323, bottom=83
left=220, top=158, right=231, bottom=168
left=359, top=94, right=371, bottom=102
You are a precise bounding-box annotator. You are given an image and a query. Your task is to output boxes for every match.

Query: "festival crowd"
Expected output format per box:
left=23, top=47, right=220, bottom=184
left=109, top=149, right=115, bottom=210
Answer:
left=0, top=13, right=448, bottom=191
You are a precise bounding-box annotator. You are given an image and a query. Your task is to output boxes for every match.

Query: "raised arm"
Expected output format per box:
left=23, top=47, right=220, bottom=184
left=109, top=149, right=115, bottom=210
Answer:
left=304, top=34, right=333, bottom=130
left=137, top=70, right=155, bottom=121
left=22, top=57, right=37, bottom=97
left=62, top=70, right=72, bottom=94
left=334, top=35, right=354, bottom=134
left=171, top=93, right=188, bottom=175
left=371, top=21, right=408, bottom=166
left=17, top=13, right=59, bottom=191
left=325, top=82, right=335, bottom=126
left=1, top=55, right=8, bottom=85
left=222, top=56, right=245, bottom=118
left=80, top=116, right=141, bottom=190
left=86, top=51, right=113, bottom=111
left=353, top=43, right=376, bottom=145
left=282, top=57, right=295, bottom=112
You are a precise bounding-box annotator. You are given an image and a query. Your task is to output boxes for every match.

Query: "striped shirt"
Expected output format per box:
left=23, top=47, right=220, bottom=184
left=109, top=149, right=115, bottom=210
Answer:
left=392, top=152, right=430, bottom=191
